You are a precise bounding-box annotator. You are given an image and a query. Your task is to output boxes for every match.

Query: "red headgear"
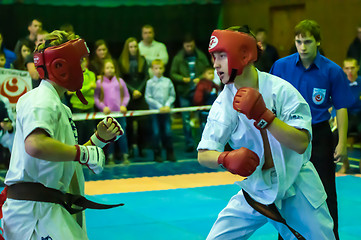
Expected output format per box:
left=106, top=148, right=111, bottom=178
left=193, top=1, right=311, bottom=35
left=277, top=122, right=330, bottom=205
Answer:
left=34, top=38, right=90, bottom=104
left=208, top=29, right=258, bottom=83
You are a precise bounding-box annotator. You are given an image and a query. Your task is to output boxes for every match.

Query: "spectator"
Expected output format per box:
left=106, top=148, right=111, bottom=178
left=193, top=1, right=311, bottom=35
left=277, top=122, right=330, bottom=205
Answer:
left=193, top=67, right=219, bottom=132
left=0, top=50, right=6, bottom=68
left=94, top=59, right=130, bottom=164
left=346, top=24, right=361, bottom=75
left=0, top=32, right=16, bottom=68
left=0, top=95, right=15, bottom=150
left=270, top=19, right=354, bottom=239
left=14, top=18, right=42, bottom=53
left=24, top=30, right=48, bottom=88
left=89, top=39, right=113, bottom=78
left=12, top=39, right=32, bottom=70
left=145, top=59, right=176, bottom=162
left=170, top=33, right=210, bottom=152
left=0, top=95, right=15, bottom=169
left=69, top=57, right=97, bottom=145
left=254, top=28, right=279, bottom=72
left=335, top=58, right=361, bottom=173
left=139, top=24, right=169, bottom=75
left=60, top=23, right=75, bottom=35
left=119, top=37, right=149, bottom=158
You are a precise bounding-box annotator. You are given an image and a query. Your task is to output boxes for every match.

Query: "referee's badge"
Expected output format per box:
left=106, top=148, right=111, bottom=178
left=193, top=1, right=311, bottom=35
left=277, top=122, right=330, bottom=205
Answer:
left=312, top=88, right=326, bottom=105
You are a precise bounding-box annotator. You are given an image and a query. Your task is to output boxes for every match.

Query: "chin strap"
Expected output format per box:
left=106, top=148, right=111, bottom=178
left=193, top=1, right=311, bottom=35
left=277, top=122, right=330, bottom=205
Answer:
left=76, top=90, right=88, bottom=105
left=226, top=69, right=238, bottom=84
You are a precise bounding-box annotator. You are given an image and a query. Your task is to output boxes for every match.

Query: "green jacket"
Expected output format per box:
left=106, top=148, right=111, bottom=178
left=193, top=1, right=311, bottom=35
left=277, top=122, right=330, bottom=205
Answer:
left=170, top=48, right=210, bottom=97
left=70, top=68, right=96, bottom=110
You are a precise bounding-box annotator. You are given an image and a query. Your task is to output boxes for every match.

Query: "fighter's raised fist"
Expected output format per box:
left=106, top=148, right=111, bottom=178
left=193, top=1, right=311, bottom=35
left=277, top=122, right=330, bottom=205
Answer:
left=90, top=116, right=123, bottom=148
left=233, top=87, right=275, bottom=130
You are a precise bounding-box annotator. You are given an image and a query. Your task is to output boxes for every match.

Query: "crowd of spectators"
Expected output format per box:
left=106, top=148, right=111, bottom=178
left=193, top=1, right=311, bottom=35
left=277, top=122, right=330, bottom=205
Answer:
left=1, top=19, right=361, bottom=170
left=0, top=19, right=221, bottom=165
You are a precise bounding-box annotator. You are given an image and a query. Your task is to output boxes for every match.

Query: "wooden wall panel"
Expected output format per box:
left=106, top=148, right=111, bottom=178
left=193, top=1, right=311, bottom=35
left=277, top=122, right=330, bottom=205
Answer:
left=222, top=0, right=361, bottom=66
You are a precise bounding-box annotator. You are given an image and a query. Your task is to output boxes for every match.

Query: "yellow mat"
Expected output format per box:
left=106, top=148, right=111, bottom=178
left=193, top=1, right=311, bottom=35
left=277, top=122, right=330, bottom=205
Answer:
left=85, top=172, right=361, bottom=196
left=85, top=172, right=244, bottom=195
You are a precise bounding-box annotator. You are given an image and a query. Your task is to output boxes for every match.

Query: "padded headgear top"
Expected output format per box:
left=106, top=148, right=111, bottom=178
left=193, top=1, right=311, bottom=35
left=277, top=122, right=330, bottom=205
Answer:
left=34, top=38, right=89, bottom=92
left=208, top=29, right=258, bottom=79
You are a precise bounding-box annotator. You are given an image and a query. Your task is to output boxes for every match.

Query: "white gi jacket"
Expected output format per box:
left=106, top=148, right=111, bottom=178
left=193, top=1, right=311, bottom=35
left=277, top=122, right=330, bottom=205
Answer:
left=3, top=80, right=87, bottom=240
left=198, top=70, right=326, bottom=208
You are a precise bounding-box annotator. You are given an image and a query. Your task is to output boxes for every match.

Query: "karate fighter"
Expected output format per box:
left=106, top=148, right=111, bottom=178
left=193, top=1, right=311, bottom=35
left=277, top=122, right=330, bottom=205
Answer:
left=197, top=26, right=336, bottom=239
left=1, top=30, right=123, bottom=240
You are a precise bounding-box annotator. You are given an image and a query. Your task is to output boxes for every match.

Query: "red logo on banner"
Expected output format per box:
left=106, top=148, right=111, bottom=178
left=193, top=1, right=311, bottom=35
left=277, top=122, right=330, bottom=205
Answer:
left=0, top=77, right=29, bottom=104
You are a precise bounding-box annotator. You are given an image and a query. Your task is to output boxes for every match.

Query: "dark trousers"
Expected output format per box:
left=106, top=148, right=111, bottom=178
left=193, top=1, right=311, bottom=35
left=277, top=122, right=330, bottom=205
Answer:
left=72, top=108, right=96, bottom=145
left=151, top=114, right=173, bottom=151
left=178, top=96, right=194, bottom=148
left=126, top=116, right=150, bottom=151
left=311, top=121, right=339, bottom=240
left=279, top=121, right=338, bottom=240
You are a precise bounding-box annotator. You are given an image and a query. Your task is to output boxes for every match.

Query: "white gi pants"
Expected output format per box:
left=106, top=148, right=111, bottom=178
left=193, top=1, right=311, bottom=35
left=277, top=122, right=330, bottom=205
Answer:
left=206, top=185, right=335, bottom=240
left=2, top=199, right=88, bottom=240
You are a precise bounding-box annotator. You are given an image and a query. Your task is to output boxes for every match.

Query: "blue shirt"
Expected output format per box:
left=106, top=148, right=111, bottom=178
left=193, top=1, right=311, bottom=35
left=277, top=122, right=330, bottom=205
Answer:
left=2, top=47, right=16, bottom=68
left=348, top=76, right=361, bottom=114
left=270, top=52, right=354, bottom=124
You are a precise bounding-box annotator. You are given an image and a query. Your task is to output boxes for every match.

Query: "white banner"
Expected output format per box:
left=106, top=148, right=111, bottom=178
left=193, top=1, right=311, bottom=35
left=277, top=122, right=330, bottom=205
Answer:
left=0, top=67, right=32, bottom=108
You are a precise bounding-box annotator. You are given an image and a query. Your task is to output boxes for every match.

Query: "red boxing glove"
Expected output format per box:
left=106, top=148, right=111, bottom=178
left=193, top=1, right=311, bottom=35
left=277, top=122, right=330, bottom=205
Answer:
left=233, top=87, right=275, bottom=130
left=218, top=147, right=260, bottom=177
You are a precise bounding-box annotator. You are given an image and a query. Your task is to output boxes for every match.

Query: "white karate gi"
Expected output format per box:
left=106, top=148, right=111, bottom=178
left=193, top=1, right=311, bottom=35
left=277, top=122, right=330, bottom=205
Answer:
left=198, top=70, right=335, bottom=240
left=2, top=81, right=88, bottom=240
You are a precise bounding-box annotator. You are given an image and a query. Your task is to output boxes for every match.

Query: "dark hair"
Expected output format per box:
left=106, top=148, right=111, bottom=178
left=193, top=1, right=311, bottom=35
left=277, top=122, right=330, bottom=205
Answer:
left=226, top=25, right=263, bottom=60
left=93, top=39, right=112, bottom=59
left=183, top=33, right=195, bottom=43
left=295, top=19, right=321, bottom=42
left=13, top=39, right=33, bottom=70
left=28, top=18, right=42, bottom=27
left=142, top=24, right=154, bottom=31
left=60, top=23, right=75, bottom=34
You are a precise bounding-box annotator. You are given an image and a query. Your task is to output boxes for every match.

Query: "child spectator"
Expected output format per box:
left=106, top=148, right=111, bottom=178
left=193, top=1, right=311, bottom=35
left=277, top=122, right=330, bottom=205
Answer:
left=193, top=67, right=219, bottom=132
left=145, top=59, right=176, bottom=162
left=94, top=59, right=130, bottom=164
left=69, top=57, right=97, bottom=144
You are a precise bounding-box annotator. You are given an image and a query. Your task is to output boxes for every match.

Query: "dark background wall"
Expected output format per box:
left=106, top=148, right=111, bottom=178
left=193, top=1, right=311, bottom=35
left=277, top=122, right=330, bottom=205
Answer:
left=1, top=0, right=361, bottom=67
left=0, top=2, right=221, bottom=69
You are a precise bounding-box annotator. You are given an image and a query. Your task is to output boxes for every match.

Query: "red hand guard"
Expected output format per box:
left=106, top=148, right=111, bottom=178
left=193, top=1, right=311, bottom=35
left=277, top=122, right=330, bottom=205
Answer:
left=233, top=87, right=275, bottom=130
left=218, top=147, right=260, bottom=177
